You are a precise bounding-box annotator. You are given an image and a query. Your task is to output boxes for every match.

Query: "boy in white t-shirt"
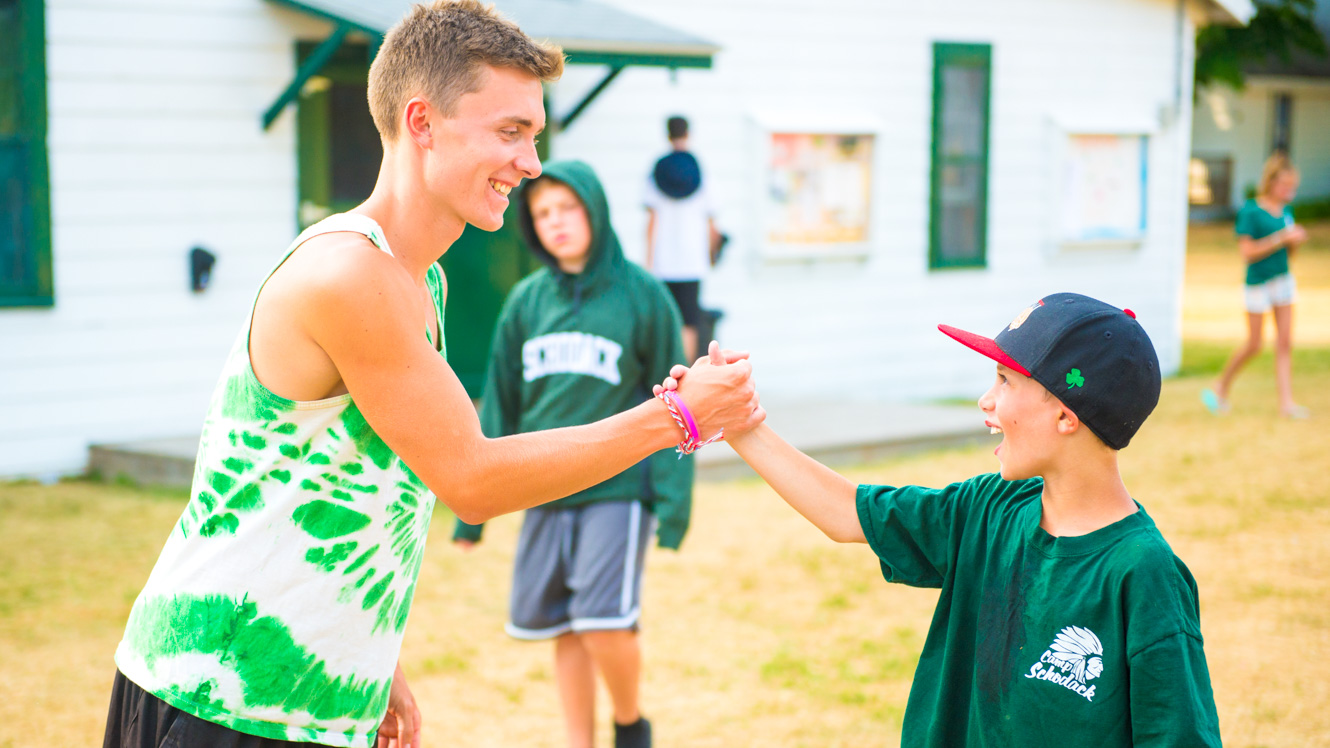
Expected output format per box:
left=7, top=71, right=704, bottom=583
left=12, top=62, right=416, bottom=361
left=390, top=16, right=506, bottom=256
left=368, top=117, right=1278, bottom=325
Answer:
left=644, top=115, right=718, bottom=360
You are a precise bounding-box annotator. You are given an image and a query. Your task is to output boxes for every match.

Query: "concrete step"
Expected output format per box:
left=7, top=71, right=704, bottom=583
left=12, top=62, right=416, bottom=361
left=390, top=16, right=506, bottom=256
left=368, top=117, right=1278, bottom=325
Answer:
left=88, top=437, right=199, bottom=489
left=87, top=400, right=989, bottom=489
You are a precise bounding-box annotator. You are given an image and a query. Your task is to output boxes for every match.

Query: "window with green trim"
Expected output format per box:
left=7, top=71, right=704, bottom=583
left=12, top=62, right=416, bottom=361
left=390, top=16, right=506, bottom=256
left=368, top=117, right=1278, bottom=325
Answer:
left=295, top=42, right=382, bottom=229
left=929, top=43, right=991, bottom=270
left=0, top=0, right=53, bottom=306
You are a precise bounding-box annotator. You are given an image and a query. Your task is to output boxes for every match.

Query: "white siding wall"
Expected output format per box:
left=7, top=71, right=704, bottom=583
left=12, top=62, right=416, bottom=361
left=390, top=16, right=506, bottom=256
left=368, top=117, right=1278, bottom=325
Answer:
left=1193, top=79, right=1330, bottom=210
left=2, top=0, right=1205, bottom=477
left=548, top=0, right=1198, bottom=404
left=0, top=0, right=329, bottom=478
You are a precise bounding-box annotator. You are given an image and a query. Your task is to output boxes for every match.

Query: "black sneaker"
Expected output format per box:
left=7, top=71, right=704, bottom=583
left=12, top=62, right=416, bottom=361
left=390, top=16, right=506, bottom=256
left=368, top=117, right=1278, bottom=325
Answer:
left=614, top=716, right=652, bottom=748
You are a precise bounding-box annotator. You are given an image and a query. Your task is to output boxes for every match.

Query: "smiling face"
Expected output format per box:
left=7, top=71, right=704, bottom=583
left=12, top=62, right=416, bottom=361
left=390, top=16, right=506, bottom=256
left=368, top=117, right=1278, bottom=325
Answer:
left=527, top=179, right=592, bottom=273
left=422, top=65, right=545, bottom=232
left=978, top=364, right=1067, bottom=480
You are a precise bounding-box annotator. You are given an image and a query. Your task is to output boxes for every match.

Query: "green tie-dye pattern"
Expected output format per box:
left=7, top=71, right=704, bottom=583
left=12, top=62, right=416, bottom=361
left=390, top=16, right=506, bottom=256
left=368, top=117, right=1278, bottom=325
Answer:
left=118, top=216, right=443, bottom=747
left=127, top=594, right=391, bottom=722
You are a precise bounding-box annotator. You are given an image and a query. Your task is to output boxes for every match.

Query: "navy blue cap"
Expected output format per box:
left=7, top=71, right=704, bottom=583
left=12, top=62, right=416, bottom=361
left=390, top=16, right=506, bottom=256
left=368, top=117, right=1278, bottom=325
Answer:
left=939, top=293, right=1161, bottom=449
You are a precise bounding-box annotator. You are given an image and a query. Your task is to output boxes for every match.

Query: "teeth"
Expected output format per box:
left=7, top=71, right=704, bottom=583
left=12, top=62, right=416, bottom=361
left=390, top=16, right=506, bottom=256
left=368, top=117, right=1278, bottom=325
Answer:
left=990, top=427, right=1003, bottom=434
left=490, top=180, right=511, bottom=197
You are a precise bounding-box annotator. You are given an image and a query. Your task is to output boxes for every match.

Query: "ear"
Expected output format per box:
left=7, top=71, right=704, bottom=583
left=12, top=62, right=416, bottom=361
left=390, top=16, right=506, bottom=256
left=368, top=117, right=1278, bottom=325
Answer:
left=1055, top=402, right=1080, bottom=436
left=403, top=96, right=434, bottom=149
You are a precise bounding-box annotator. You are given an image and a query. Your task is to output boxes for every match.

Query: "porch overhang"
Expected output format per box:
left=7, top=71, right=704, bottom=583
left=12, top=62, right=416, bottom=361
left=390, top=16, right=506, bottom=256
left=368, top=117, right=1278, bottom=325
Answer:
left=262, top=0, right=719, bottom=131
left=1201, top=0, right=1256, bottom=26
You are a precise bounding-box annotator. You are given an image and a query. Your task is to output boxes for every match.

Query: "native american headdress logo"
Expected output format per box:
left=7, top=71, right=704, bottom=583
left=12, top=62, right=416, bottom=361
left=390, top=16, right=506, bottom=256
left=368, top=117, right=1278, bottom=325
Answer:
left=1045, top=626, right=1104, bottom=684
left=1007, top=300, right=1045, bottom=331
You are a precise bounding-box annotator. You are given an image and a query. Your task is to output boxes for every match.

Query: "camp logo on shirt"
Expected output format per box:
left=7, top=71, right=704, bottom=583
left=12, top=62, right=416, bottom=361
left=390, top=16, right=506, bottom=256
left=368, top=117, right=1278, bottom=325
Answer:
left=523, top=332, right=623, bottom=385
left=1023, top=625, right=1104, bottom=702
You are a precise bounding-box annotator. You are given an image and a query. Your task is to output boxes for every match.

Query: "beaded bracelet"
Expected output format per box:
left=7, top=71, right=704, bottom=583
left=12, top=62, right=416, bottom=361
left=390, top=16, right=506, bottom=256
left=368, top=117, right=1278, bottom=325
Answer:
left=656, top=391, right=725, bottom=456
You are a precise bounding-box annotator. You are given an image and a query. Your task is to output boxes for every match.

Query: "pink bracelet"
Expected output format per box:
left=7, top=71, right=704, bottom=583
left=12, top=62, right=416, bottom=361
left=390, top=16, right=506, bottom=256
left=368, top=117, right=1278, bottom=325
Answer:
left=656, top=391, right=725, bottom=457
left=667, top=391, right=700, bottom=442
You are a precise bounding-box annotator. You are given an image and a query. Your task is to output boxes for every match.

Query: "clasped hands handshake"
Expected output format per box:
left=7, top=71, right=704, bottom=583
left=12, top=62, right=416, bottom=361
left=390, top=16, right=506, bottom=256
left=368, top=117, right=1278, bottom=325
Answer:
left=655, top=341, right=765, bottom=445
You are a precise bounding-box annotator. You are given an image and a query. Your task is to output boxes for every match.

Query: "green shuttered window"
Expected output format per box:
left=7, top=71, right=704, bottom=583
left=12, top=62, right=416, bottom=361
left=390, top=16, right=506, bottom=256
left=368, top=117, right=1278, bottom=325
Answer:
left=929, top=43, right=991, bottom=270
left=0, top=0, right=53, bottom=306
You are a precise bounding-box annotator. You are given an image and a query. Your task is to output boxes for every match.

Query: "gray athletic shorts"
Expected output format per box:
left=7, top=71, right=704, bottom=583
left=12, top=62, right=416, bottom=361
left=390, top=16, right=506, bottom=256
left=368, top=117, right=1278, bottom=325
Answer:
left=506, top=500, right=655, bottom=640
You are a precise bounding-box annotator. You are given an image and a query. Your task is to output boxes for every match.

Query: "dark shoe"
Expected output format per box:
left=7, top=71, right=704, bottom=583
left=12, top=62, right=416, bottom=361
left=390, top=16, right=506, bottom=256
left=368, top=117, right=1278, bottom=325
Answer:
left=614, top=716, right=652, bottom=748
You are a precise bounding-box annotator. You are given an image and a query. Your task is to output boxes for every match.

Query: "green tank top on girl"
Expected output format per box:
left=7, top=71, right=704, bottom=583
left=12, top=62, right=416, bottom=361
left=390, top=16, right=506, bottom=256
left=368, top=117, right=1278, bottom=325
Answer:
left=115, top=214, right=445, bottom=747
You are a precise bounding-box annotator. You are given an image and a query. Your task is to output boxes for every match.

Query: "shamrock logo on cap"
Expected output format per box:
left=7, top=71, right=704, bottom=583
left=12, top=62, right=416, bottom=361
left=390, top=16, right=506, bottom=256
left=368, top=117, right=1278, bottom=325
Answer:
left=1066, top=368, right=1085, bottom=389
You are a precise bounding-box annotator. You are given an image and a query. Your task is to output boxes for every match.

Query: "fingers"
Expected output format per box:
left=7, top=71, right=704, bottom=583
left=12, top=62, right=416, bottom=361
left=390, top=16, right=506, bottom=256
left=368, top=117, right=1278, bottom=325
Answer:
left=397, top=707, right=416, bottom=748
left=708, top=339, right=725, bottom=365
left=671, top=364, right=688, bottom=379
left=718, top=348, right=750, bottom=363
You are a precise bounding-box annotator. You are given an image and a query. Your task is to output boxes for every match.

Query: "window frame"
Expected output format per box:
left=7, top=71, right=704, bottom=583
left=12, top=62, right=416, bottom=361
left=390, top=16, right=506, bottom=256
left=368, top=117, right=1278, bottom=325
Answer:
left=1, top=0, right=53, bottom=307
left=927, top=42, right=992, bottom=271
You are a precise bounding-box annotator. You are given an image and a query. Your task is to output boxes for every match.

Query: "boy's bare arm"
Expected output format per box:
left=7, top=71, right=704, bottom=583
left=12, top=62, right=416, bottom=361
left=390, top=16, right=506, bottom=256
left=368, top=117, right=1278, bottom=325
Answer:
left=303, top=246, right=761, bottom=525
left=726, top=425, right=865, bottom=544
left=657, top=352, right=864, bottom=544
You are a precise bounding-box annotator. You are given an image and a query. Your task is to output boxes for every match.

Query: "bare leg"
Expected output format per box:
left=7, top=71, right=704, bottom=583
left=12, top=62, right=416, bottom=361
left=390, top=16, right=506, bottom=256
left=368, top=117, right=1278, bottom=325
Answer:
left=580, top=629, right=642, bottom=726
left=556, top=633, right=597, bottom=748
left=1215, top=312, right=1265, bottom=402
left=1272, top=304, right=1301, bottom=415
left=681, top=326, right=698, bottom=363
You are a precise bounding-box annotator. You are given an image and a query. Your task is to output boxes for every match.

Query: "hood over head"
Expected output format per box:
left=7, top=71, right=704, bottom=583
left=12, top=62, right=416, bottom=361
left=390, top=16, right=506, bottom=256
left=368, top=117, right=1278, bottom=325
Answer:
left=517, top=159, right=625, bottom=294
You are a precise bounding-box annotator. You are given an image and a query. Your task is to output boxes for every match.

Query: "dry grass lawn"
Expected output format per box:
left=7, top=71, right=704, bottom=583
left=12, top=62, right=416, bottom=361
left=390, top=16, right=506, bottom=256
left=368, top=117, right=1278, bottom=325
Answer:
left=2, top=224, right=1328, bottom=747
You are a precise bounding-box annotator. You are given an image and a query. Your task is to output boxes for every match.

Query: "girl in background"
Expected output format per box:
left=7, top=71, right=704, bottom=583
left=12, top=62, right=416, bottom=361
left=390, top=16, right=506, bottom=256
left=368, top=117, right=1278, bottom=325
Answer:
left=1204, top=153, right=1310, bottom=419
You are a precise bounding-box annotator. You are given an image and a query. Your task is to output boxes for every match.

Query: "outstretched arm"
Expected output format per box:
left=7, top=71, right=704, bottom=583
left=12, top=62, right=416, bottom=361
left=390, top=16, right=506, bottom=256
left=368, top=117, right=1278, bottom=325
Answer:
left=658, top=351, right=864, bottom=543
left=727, top=424, right=864, bottom=543
left=305, top=250, right=762, bottom=525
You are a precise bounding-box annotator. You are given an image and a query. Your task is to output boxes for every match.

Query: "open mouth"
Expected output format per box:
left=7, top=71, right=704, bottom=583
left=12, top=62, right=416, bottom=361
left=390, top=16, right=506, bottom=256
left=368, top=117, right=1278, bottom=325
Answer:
left=489, top=180, right=512, bottom=197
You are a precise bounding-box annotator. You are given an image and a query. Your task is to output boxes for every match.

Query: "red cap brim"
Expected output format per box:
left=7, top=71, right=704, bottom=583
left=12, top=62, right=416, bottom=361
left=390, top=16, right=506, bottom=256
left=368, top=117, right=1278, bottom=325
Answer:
left=937, top=324, right=1032, bottom=377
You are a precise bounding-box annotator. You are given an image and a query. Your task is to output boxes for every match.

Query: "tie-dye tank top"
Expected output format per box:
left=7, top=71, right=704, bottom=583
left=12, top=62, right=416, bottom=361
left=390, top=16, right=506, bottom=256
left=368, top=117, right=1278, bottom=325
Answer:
left=115, top=214, right=444, bottom=747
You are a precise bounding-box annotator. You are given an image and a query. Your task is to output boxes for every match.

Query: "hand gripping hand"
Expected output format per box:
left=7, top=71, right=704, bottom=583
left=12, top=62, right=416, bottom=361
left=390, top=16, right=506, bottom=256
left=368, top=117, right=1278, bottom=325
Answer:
left=660, top=341, right=765, bottom=440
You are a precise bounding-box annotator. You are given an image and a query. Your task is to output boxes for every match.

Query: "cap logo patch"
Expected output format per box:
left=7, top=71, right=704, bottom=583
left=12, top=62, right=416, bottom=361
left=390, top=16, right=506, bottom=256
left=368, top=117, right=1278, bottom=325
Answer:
left=1008, top=300, right=1045, bottom=331
left=1066, top=368, right=1085, bottom=389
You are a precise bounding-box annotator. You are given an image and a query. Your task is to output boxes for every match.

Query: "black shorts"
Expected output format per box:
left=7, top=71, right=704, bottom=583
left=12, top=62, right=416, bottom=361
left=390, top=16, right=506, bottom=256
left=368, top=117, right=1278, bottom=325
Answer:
left=664, top=280, right=702, bottom=327
left=103, top=670, right=332, bottom=748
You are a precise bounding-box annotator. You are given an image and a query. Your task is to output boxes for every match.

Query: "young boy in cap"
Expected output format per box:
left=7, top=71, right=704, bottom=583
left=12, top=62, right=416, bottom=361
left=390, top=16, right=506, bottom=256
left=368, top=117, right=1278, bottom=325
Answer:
left=659, top=293, right=1221, bottom=746
left=454, top=161, right=690, bottom=748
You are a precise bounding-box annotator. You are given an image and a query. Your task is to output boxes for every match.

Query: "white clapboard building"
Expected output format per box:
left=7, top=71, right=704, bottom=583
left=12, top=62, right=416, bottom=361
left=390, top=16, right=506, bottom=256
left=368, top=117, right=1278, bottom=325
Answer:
left=1, top=0, right=1253, bottom=479
left=1190, top=3, right=1330, bottom=220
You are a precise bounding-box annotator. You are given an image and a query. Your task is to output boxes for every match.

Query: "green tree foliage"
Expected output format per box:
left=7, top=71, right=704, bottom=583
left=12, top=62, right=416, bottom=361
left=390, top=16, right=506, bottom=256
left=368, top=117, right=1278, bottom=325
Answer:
left=1195, top=0, right=1327, bottom=90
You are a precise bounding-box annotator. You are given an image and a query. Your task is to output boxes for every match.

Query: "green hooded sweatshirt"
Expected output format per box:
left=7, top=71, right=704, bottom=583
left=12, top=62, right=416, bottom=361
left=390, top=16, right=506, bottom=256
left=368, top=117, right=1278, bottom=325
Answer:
left=453, top=160, right=694, bottom=549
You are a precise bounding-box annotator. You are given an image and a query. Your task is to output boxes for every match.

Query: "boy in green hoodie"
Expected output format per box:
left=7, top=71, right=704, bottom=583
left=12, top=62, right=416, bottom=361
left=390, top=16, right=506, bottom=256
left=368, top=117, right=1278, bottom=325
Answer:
left=454, top=160, right=689, bottom=748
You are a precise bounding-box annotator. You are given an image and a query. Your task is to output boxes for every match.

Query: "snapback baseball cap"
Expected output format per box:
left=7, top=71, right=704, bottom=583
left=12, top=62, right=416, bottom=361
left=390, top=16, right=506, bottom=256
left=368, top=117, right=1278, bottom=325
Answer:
left=938, top=293, right=1161, bottom=449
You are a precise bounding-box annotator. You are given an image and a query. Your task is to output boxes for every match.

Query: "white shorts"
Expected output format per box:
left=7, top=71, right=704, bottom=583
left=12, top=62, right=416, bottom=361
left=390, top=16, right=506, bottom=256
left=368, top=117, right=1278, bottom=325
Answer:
left=1244, top=273, right=1297, bottom=314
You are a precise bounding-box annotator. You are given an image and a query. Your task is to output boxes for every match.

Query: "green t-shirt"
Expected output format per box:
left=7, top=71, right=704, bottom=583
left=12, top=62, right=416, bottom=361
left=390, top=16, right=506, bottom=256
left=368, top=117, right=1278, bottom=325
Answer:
left=856, top=474, right=1220, bottom=747
left=1235, top=198, right=1292, bottom=285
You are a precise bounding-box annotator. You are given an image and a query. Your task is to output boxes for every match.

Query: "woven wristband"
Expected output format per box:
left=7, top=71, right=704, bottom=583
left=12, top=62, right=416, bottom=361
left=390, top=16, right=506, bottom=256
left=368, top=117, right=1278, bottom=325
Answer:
left=656, top=391, right=724, bottom=456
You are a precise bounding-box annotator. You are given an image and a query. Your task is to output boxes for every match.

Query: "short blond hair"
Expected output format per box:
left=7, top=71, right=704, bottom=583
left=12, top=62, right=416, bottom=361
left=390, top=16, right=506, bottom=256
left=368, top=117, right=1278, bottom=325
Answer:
left=1257, top=152, right=1299, bottom=198
left=367, top=1, right=564, bottom=142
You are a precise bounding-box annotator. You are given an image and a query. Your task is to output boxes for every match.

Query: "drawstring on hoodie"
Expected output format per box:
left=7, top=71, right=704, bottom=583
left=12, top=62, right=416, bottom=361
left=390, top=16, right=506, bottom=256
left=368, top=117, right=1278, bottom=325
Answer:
left=572, top=278, right=584, bottom=315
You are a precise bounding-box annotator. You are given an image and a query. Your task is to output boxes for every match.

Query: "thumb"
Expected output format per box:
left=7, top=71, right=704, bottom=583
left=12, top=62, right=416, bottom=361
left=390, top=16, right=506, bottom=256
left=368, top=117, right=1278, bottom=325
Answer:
left=708, top=339, right=724, bottom=366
